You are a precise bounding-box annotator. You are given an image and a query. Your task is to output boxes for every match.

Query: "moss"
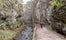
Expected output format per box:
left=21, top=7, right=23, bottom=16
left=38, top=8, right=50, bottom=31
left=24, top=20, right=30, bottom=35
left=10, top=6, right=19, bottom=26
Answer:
left=0, top=0, right=24, bottom=39
left=0, top=30, right=14, bottom=40
left=0, top=20, right=4, bottom=24
left=51, top=0, right=63, bottom=8
left=0, top=0, right=2, bottom=3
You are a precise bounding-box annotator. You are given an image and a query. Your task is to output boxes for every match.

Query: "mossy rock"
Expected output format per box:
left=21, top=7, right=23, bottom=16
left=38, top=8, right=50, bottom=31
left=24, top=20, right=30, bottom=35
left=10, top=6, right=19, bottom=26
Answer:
left=51, top=0, right=66, bottom=36
left=0, top=30, right=14, bottom=40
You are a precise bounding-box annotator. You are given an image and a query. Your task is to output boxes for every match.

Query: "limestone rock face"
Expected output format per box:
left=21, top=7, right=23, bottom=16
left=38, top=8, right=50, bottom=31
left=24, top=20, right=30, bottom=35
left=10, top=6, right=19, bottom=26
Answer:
left=0, top=0, right=23, bottom=30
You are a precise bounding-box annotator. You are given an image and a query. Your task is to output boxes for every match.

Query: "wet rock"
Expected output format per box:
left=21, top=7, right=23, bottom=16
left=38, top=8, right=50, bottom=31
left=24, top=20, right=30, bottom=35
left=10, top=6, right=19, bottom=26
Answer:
left=62, top=24, right=66, bottom=35
left=15, top=26, right=33, bottom=40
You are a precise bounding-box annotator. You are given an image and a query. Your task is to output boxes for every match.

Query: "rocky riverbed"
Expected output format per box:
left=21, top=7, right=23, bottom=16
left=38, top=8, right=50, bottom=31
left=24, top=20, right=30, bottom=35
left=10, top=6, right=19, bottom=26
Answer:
left=15, top=25, right=33, bottom=40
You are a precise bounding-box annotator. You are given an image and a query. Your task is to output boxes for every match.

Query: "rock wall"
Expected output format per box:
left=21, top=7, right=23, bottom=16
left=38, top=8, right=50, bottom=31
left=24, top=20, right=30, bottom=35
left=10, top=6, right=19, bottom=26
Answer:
left=0, top=0, right=24, bottom=30
left=51, top=0, right=66, bottom=35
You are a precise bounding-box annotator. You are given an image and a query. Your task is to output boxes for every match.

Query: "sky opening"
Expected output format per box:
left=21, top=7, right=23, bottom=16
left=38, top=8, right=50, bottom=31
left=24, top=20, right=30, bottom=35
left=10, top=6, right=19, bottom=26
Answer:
left=23, top=0, right=31, bottom=4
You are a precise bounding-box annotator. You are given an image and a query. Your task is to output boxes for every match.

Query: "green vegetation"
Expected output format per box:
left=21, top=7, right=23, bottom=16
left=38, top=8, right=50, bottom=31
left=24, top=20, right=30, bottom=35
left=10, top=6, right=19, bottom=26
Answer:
left=51, top=0, right=63, bottom=8
left=0, top=0, right=24, bottom=40
left=0, top=0, right=66, bottom=40
left=0, top=30, right=14, bottom=40
left=51, top=0, right=66, bottom=35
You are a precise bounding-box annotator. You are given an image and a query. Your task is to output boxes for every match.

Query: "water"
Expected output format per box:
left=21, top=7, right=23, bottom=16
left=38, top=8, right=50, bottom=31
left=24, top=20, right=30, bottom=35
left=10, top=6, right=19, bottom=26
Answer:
left=15, top=26, right=33, bottom=40
left=46, top=6, right=52, bottom=24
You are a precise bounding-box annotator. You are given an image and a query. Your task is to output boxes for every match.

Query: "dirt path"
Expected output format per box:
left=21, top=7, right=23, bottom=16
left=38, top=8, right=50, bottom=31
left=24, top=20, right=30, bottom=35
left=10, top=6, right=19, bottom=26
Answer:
left=35, top=24, right=66, bottom=40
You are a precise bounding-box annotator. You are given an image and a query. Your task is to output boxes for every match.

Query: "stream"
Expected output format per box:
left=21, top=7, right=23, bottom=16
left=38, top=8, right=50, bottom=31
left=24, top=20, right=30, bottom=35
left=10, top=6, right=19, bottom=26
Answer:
left=15, top=26, right=33, bottom=40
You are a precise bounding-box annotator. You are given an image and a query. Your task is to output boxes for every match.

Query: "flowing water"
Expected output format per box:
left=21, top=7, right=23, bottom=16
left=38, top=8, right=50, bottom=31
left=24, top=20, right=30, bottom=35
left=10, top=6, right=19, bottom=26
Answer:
left=46, top=6, right=52, bottom=24
left=15, top=26, right=33, bottom=40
